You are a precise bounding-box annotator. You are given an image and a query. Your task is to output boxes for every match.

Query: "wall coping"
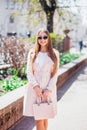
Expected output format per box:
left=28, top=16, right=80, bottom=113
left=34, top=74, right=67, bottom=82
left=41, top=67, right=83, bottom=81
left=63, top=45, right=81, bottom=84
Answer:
left=0, top=64, right=13, bottom=70
left=58, top=54, right=87, bottom=75
left=0, top=86, right=25, bottom=110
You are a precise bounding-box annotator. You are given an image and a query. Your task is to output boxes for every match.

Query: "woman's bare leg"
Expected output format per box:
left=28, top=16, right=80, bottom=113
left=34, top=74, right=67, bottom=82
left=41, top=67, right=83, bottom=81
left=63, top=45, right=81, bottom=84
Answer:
left=44, top=119, right=48, bottom=130
left=36, top=120, right=45, bottom=130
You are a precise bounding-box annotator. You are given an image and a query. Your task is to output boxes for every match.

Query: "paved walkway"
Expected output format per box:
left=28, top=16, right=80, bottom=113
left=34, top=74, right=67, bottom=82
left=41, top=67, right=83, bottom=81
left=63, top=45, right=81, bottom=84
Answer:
left=12, top=63, right=87, bottom=130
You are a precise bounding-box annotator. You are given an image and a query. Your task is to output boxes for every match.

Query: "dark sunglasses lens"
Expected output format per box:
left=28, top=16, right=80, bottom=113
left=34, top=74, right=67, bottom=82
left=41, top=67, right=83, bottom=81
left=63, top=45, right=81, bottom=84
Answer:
left=38, top=36, right=48, bottom=40
left=38, top=36, right=42, bottom=40
left=43, top=36, right=48, bottom=39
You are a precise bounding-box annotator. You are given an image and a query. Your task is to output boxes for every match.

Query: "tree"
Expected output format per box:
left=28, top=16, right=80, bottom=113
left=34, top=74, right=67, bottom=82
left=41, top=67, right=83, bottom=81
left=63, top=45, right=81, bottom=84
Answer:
left=39, top=0, right=56, bottom=32
left=30, top=0, right=79, bottom=33
left=14, top=0, right=80, bottom=33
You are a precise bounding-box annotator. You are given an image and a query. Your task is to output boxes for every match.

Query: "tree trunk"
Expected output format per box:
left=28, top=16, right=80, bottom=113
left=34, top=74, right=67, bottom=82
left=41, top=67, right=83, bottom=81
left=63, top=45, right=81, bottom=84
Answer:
left=46, top=12, right=54, bottom=32
left=39, top=0, right=56, bottom=33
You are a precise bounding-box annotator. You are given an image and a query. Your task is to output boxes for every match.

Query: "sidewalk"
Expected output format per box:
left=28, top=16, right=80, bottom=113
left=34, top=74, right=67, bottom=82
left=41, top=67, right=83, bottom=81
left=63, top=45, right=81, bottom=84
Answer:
left=48, top=64, right=87, bottom=130
left=12, top=63, right=87, bottom=130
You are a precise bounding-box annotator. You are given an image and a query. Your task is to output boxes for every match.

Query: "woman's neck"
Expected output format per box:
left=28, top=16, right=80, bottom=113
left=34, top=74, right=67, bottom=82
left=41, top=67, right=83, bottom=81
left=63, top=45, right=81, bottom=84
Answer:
left=40, top=47, right=47, bottom=52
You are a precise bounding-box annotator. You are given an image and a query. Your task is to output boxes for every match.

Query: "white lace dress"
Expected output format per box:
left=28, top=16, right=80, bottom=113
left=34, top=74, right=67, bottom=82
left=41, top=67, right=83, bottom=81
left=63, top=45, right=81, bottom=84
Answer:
left=23, top=49, right=59, bottom=118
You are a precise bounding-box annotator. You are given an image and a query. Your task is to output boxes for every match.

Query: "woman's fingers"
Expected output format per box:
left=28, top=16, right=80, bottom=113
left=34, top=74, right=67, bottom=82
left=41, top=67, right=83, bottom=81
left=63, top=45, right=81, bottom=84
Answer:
left=33, top=86, right=42, bottom=97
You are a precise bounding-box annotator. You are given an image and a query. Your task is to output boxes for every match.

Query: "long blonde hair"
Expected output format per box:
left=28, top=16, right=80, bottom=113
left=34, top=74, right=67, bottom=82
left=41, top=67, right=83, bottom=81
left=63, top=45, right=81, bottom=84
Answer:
left=32, top=28, right=58, bottom=77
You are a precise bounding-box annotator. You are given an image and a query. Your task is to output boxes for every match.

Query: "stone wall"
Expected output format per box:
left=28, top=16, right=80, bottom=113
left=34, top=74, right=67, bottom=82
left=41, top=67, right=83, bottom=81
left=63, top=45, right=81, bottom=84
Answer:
left=0, top=98, right=23, bottom=130
left=57, top=56, right=87, bottom=88
left=0, top=87, right=25, bottom=130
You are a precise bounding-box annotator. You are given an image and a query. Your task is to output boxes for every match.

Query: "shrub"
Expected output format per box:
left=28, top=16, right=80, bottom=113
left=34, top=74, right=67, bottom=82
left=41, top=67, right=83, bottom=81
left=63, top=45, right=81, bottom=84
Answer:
left=1, top=75, right=27, bottom=92
left=60, top=52, right=81, bottom=66
left=50, top=33, right=64, bottom=52
left=0, top=36, right=29, bottom=77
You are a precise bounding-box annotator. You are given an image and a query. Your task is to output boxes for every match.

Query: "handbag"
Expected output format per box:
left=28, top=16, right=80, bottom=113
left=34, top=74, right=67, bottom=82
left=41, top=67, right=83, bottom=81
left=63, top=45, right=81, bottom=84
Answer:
left=33, top=98, right=56, bottom=120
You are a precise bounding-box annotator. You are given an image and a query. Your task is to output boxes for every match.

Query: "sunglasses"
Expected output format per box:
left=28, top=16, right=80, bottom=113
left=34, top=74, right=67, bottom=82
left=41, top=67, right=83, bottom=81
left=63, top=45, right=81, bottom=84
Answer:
left=38, top=36, right=48, bottom=40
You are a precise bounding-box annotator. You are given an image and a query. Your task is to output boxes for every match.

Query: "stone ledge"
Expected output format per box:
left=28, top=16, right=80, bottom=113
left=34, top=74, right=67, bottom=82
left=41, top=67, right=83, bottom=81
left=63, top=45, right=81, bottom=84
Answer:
left=0, top=55, right=87, bottom=130
left=0, top=87, right=25, bottom=109
left=57, top=55, right=87, bottom=87
left=0, top=87, right=25, bottom=130
left=0, top=64, right=13, bottom=70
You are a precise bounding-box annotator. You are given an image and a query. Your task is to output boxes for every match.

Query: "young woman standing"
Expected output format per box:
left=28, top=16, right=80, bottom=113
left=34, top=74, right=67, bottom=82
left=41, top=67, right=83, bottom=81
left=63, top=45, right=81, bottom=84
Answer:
left=23, top=28, right=59, bottom=130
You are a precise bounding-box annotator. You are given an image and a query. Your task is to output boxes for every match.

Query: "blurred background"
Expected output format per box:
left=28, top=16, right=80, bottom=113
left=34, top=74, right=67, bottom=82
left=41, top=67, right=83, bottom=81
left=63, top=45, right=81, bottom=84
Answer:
left=0, top=0, right=87, bottom=39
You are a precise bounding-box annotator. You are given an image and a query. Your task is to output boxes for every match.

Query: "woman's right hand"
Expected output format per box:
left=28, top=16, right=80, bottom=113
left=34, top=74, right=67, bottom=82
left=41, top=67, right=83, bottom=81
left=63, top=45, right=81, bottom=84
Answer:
left=33, top=85, right=42, bottom=98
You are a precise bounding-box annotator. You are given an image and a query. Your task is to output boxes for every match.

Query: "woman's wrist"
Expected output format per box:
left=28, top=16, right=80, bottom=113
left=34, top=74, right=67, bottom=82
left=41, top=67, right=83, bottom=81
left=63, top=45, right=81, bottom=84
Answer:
left=47, top=88, right=52, bottom=92
left=33, top=85, right=40, bottom=89
left=44, top=88, right=52, bottom=93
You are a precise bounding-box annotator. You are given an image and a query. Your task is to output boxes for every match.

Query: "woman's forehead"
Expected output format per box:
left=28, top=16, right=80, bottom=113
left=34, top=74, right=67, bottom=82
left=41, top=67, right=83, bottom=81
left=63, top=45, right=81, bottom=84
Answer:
left=38, top=31, right=47, bottom=35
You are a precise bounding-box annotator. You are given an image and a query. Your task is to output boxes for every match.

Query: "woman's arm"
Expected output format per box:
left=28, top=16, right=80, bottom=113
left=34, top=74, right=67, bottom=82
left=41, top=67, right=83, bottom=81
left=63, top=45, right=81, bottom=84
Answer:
left=46, top=50, right=59, bottom=91
left=27, top=49, right=42, bottom=97
left=27, top=49, right=39, bottom=88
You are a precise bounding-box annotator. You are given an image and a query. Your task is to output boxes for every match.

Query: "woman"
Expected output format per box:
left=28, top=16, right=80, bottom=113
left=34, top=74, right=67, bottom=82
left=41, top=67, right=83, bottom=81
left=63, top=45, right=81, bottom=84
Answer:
left=23, top=28, right=59, bottom=130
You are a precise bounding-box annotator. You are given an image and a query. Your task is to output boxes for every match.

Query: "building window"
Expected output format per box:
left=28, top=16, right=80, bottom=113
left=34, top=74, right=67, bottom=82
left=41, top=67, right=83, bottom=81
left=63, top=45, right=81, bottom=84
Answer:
left=9, top=15, right=14, bottom=23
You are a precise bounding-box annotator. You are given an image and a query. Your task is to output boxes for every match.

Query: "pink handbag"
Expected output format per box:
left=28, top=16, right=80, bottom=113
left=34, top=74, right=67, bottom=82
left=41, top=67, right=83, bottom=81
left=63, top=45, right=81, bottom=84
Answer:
left=33, top=98, right=56, bottom=120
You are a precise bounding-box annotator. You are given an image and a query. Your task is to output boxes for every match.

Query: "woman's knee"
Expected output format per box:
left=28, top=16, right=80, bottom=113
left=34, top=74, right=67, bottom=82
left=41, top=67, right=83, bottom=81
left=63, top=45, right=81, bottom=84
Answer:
left=36, top=120, right=44, bottom=125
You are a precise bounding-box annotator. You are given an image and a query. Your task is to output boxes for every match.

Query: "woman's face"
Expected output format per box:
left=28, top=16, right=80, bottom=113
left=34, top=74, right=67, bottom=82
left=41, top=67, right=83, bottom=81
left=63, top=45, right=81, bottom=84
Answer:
left=37, top=31, right=48, bottom=47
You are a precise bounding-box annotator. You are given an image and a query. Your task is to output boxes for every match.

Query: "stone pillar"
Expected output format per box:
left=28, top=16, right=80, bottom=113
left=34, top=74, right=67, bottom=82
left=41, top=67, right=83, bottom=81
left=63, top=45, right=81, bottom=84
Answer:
left=62, top=29, right=72, bottom=52
left=63, top=35, right=72, bottom=52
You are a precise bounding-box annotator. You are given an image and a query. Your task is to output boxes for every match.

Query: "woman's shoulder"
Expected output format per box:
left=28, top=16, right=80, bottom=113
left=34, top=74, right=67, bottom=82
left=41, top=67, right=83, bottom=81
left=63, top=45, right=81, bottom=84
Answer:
left=29, top=48, right=35, bottom=54
left=28, top=48, right=35, bottom=56
left=27, top=48, right=35, bottom=59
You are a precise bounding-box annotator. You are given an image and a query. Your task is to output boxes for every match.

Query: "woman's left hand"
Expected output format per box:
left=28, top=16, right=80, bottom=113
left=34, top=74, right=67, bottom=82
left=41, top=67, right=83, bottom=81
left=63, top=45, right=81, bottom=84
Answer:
left=42, top=89, right=52, bottom=101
